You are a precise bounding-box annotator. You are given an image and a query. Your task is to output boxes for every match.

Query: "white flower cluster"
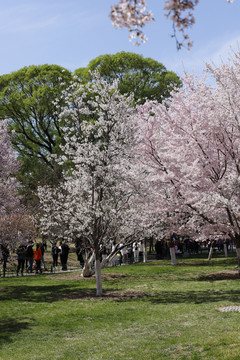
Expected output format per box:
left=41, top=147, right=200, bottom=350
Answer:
left=110, top=0, right=233, bottom=49
left=110, top=0, right=153, bottom=45
left=38, top=75, right=147, bottom=252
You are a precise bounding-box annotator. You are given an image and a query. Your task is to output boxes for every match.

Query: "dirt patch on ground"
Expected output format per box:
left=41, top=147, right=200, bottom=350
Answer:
left=48, top=272, right=128, bottom=281
left=55, top=289, right=151, bottom=302
left=178, top=262, right=208, bottom=266
left=0, top=287, right=4, bottom=292
left=198, top=270, right=240, bottom=281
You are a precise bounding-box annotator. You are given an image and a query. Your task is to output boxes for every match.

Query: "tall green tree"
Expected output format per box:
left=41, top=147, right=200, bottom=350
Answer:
left=74, top=51, right=181, bottom=104
left=0, top=64, right=73, bottom=204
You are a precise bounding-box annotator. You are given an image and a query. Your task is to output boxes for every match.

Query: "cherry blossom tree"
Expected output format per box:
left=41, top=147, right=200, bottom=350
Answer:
left=134, top=49, right=240, bottom=272
left=0, top=213, right=37, bottom=250
left=110, top=0, right=234, bottom=49
left=37, top=75, right=146, bottom=295
left=0, top=120, right=29, bottom=249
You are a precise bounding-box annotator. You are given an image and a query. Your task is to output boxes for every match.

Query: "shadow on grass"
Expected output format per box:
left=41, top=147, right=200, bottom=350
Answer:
left=0, top=284, right=95, bottom=303
left=1, top=283, right=240, bottom=305
left=147, top=289, right=240, bottom=305
left=0, top=318, right=31, bottom=347
left=144, top=257, right=237, bottom=268
left=197, top=272, right=240, bottom=281
left=186, top=259, right=237, bottom=267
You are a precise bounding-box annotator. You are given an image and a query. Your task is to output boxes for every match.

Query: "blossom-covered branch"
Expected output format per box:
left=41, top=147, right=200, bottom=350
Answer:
left=110, top=0, right=233, bottom=49
left=0, top=120, right=32, bottom=249
left=37, top=75, right=148, bottom=295
left=134, top=48, right=240, bottom=270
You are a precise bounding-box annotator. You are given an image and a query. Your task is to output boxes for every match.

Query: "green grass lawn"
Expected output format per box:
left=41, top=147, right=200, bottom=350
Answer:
left=1, top=255, right=240, bottom=360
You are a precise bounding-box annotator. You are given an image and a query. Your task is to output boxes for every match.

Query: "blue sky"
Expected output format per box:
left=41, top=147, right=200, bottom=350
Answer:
left=1, top=0, right=240, bottom=79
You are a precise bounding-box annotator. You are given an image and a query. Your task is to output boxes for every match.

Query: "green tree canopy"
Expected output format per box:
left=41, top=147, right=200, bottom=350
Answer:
left=74, top=51, right=181, bottom=104
left=0, top=64, right=73, bottom=203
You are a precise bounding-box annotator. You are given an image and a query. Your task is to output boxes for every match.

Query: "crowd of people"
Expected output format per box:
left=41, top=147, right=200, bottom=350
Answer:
left=0, top=240, right=70, bottom=277
left=51, top=241, right=70, bottom=271
left=154, top=236, right=234, bottom=260
left=154, top=237, right=200, bottom=259
left=15, top=241, right=47, bottom=276
left=0, top=235, right=236, bottom=277
left=74, top=240, right=146, bottom=269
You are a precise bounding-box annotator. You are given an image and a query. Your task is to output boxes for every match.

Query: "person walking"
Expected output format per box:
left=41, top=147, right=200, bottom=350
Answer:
left=26, top=241, right=34, bottom=273
left=76, top=245, right=84, bottom=269
left=51, top=243, right=60, bottom=269
left=1, top=244, right=9, bottom=277
left=40, top=242, right=46, bottom=270
left=155, top=239, right=162, bottom=259
left=16, top=244, right=26, bottom=276
left=34, top=244, right=42, bottom=274
left=133, top=242, right=139, bottom=263
left=60, top=241, right=70, bottom=270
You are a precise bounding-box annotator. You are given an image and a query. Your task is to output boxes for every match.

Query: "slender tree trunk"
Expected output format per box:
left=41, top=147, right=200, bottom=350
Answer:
left=231, top=234, right=240, bottom=275
left=95, top=258, right=102, bottom=296
left=82, top=251, right=94, bottom=277
left=143, top=240, right=147, bottom=263
left=235, top=247, right=240, bottom=275
left=82, top=258, right=92, bottom=277
left=169, top=246, right=177, bottom=265
left=224, top=243, right=228, bottom=258
left=208, top=245, right=214, bottom=261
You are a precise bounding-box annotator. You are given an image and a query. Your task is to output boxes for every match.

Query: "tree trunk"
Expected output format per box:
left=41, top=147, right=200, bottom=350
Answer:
left=82, top=251, right=94, bottom=277
left=82, top=258, right=92, bottom=277
left=224, top=243, right=228, bottom=258
left=169, top=246, right=177, bottom=265
left=235, top=247, right=240, bottom=275
left=95, top=258, right=103, bottom=296
left=231, top=234, right=240, bottom=275
left=143, top=240, right=147, bottom=263
left=208, top=245, right=214, bottom=261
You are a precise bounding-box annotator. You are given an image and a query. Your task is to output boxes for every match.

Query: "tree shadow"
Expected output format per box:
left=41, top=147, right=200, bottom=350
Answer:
left=0, top=284, right=97, bottom=303
left=0, top=318, right=32, bottom=347
left=197, top=271, right=240, bottom=281
left=1, top=280, right=240, bottom=305
left=145, top=289, right=240, bottom=305
left=178, top=259, right=237, bottom=267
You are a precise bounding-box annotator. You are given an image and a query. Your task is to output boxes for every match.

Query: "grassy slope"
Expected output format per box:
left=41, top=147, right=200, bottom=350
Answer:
left=0, top=256, right=240, bottom=360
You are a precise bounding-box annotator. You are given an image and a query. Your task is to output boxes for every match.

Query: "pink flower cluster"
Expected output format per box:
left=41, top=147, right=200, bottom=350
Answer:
left=110, top=0, right=154, bottom=45
left=110, top=0, right=233, bottom=49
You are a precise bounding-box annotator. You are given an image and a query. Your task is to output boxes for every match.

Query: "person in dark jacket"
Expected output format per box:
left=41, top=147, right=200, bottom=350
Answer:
left=60, top=241, right=70, bottom=270
left=1, top=244, right=9, bottom=277
left=155, top=239, right=162, bottom=259
left=76, top=245, right=84, bottom=269
left=51, top=243, right=60, bottom=269
left=26, top=241, right=34, bottom=273
left=16, top=244, right=26, bottom=276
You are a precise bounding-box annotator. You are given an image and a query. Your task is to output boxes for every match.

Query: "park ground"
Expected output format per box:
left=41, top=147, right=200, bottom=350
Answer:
left=1, top=254, right=240, bottom=360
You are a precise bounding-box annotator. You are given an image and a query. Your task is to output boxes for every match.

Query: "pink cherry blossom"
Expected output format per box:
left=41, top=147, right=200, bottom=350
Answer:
left=134, top=48, right=240, bottom=270
left=0, top=120, right=26, bottom=249
left=110, top=0, right=233, bottom=49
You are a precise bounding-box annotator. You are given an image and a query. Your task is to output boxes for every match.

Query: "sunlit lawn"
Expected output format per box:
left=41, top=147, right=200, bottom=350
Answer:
left=1, top=255, right=240, bottom=360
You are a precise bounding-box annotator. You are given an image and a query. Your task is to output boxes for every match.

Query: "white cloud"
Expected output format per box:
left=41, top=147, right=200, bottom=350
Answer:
left=165, top=33, right=240, bottom=78
left=203, top=36, right=240, bottom=67
left=0, top=3, right=59, bottom=33
left=0, top=2, right=103, bottom=35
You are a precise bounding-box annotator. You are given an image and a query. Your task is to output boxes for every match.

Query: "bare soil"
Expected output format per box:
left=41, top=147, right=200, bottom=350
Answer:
left=48, top=272, right=151, bottom=301
left=54, top=289, right=151, bottom=301
left=198, top=270, right=240, bottom=281
left=48, top=272, right=128, bottom=281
